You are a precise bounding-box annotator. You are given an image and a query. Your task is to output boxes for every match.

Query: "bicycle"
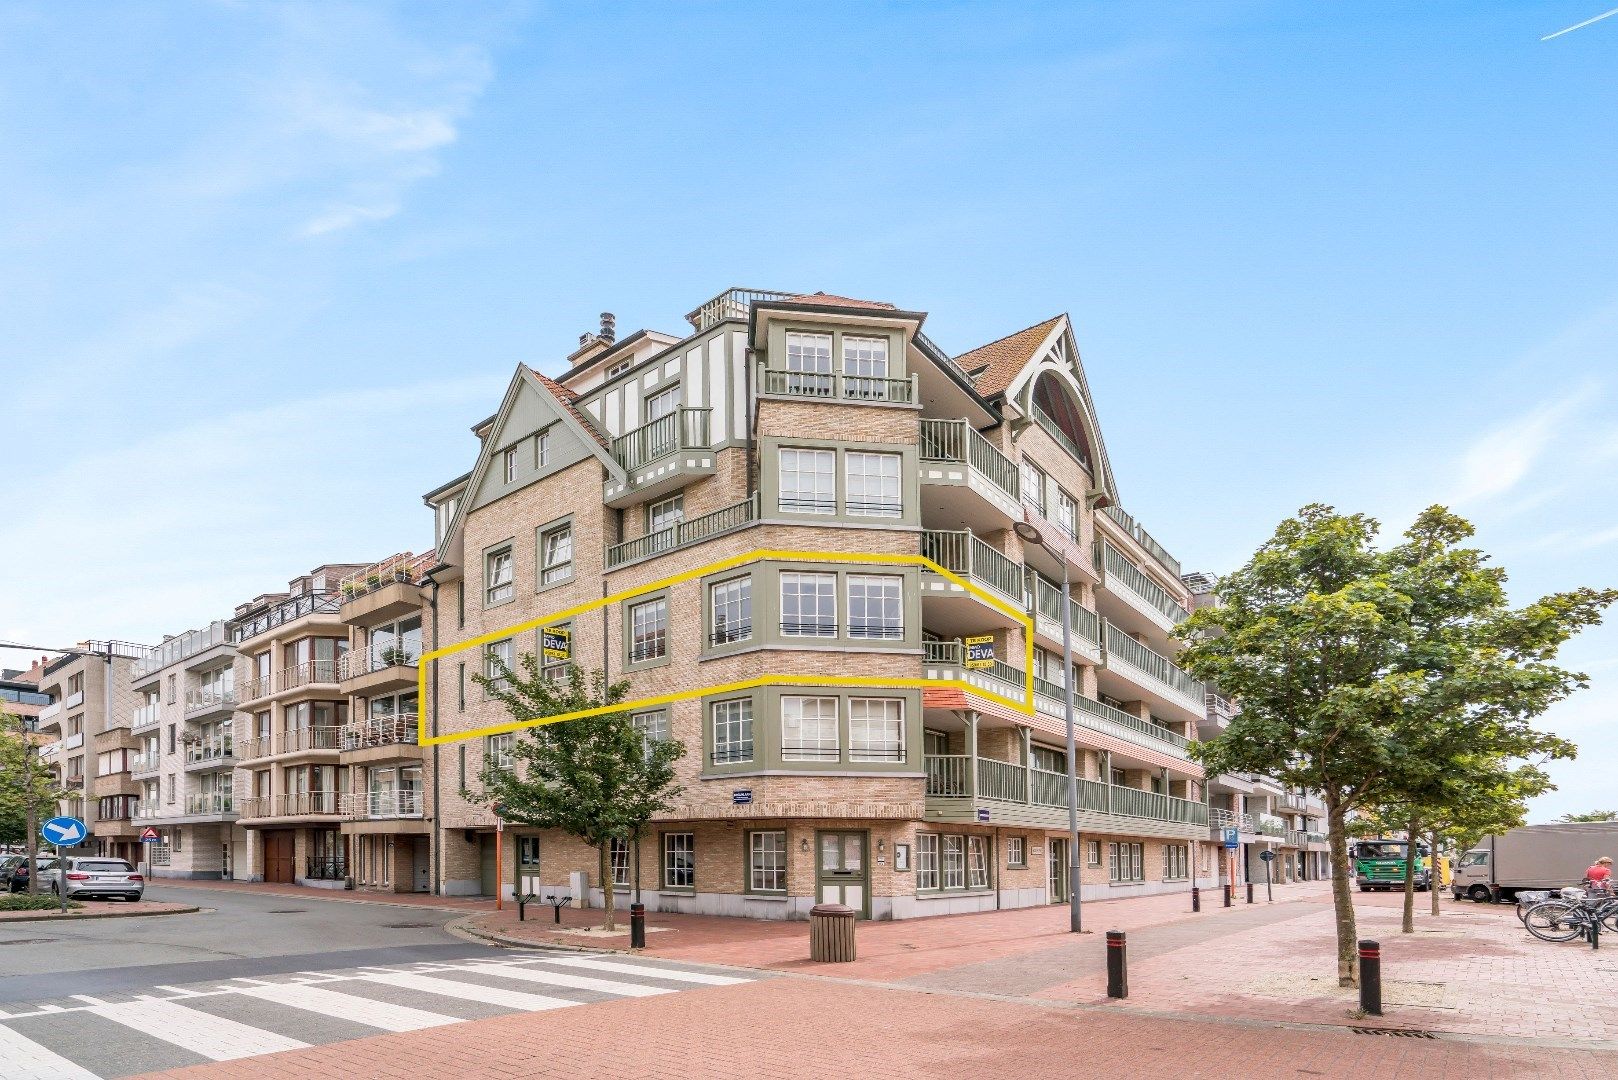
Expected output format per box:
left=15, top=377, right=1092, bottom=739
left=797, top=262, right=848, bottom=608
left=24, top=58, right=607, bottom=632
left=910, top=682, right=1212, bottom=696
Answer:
left=1522, top=890, right=1618, bottom=943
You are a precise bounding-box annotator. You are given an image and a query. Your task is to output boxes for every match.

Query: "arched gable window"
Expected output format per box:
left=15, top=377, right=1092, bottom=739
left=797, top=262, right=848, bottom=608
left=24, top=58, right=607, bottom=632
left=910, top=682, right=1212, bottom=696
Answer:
left=1031, top=373, right=1093, bottom=469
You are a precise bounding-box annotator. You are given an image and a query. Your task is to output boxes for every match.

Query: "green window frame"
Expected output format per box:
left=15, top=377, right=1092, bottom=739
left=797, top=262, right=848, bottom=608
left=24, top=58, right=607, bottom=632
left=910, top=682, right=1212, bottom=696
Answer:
left=1006, top=836, right=1027, bottom=869
left=662, top=832, right=695, bottom=890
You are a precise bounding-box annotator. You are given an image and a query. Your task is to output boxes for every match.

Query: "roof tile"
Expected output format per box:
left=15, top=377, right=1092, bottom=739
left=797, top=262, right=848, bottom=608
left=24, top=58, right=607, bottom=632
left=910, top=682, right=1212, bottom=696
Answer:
left=956, top=315, right=1064, bottom=397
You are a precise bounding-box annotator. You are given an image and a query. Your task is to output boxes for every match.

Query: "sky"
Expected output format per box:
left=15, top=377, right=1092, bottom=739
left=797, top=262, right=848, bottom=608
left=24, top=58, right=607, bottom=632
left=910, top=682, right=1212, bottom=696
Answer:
left=1, top=1, right=1613, bottom=821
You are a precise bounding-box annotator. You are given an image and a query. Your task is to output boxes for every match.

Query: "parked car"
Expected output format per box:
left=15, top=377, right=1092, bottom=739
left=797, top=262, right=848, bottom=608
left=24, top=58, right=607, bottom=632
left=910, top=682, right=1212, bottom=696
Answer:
left=37, top=857, right=144, bottom=902
left=5, top=856, right=54, bottom=893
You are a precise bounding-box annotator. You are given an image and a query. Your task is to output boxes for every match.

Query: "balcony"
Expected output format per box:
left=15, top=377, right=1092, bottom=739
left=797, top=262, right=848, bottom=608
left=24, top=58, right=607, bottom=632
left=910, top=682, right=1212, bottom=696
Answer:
left=184, top=688, right=238, bottom=720
left=230, top=592, right=341, bottom=645
left=37, top=701, right=61, bottom=727
left=1205, top=693, right=1238, bottom=727
left=341, top=713, right=420, bottom=754
left=131, top=704, right=161, bottom=732
left=685, top=287, right=795, bottom=333
left=1028, top=578, right=1103, bottom=663
left=239, top=792, right=342, bottom=819
left=1030, top=401, right=1092, bottom=471
left=1276, top=792, right=1308, bottom=813
left=1257, top=814, right=1286, bottom=838
left=183, top=736, right=235, bottom=771
left=1098, top=504, right=1181, bottom=581
left=603, top=408, right=715, bottom=508
left=606, top=493, right=758, bottom=570
left=130, top=751, right=160, bottom=777
left=1208, top=806, right=1258, bottom=834
left=1094, top=539, right=1190, bottom=635
left=339, top=643, right=420, bottom=695
left=924, top=754, right=1208, bottom=832
left=275, top=726, right=342, bottom=756
left=919, top=419, right=1023, bottom=529
left=923, top=640, right=1028, bottom=704
left=340, top=790, right=424, bottom=820
left=1028, top=681, right=1192, bottom=757
left=62, top=732, right=84, bottom=751
left=340, top=553, right=434, bottom=609
left=759, top=368, right=918, bottom=406
left=132, top=621, right=230, bottom=679
left=1100, top=623, right=1205, bottom=720
left=920, top=530, right=1025, bottom=629
left=275, top=660, right=340, bottom=695
left=184, top=792, right=236, bottom=817
left=132, top=800, right=162, bottom=820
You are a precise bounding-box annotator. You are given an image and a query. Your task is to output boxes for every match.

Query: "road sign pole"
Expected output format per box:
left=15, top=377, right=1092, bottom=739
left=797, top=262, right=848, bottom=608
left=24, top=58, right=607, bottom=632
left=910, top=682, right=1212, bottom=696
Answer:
left=55, top=843, right=65, bottom=912
left=1266, top=856, right=1273, bottom=902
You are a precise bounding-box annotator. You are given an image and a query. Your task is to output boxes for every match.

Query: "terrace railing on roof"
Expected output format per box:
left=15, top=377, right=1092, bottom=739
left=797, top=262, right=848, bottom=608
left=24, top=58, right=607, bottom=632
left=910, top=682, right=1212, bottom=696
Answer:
left=339, top=553, right=435, bottom=605
left=685, top=288, right=796, bottom=333
left=230, top=592, right=342, bottom=644
left=132, top=622, right=229, bottom=679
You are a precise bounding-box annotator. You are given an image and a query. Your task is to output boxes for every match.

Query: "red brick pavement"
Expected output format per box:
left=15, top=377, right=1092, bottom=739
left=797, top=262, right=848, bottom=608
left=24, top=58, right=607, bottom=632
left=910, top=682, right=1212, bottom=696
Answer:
left=136, top=977, right=1612, bottom=1080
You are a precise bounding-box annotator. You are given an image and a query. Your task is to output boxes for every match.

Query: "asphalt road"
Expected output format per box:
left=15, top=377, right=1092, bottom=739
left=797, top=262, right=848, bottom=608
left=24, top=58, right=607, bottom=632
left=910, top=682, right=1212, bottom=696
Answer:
left=0, top=885, right=498, bottom=1002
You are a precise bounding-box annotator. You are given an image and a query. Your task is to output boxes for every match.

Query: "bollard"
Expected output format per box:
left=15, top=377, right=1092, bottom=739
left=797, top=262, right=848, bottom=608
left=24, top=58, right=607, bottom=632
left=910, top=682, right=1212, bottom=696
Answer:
left=1106, top=930, right=1128, bottom=998
left=1358, top=939, right=1381, bottom=1016
left=1224, top=884, right=1232, bottom=908
left=630, top=903, right=646, bottom=949
left=1246, top=882, right=1254, bottom=905
left=1191, top=886, right=1201, bottom=913
left=1592, top=911, right=1601, bottom=952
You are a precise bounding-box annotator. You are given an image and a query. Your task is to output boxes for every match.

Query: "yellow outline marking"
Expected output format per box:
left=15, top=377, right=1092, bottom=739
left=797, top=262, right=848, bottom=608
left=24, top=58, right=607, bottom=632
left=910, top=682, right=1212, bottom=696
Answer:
left=416, top=549, right=1035, bottom=746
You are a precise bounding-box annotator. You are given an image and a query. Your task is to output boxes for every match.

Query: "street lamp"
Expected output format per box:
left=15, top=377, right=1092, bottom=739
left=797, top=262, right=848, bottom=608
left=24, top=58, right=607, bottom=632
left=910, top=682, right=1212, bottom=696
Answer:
left=1013, top=520, right=1083, bottom=934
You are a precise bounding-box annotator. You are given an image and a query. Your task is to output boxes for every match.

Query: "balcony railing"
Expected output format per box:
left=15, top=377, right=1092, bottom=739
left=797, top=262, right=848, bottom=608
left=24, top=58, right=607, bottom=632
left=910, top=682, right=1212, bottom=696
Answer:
left=919, top=419, right=1020, bottom=503
left=1030, top=578, right=1102, bottom=647
left=606, top=493, right=758, bottom=569
left=184, top=737, right=234, bottom=765
left=1099, top=504, right=1181, bottom=580
left=339, top=552, right=435, bottom=605
left=1030, top=401, right=1092, bottom=470
left=130, top=751, right=159, bottom=775
left=1206, top=693, right=1238, bottom=723
left=1305, top=831, right=1329, bottom=844
left=276, top=660, right=341, bottom=692
left=921, top=529, right=1024, bottom=605
left=1209, top=807, right=1258, bottom=832
left=239, top=792, right=342, bottom=818
left=924, top=755, right=1207, bottom=826
left=230, top=592, right=342, bottom=644
left=1103, top=623, right=1205, bottom=706
left=611, top=407, right=712, bottom=472
left=1257, top=814, right=1286, bottom=837
left=275, top=726, right=342, bottom=755
left=339, top=643, right=421, bottom=681
left=132, top=621, right=229, bottom=678
left=131, top=704, right=161, bottom=731
left=685, top=287, right=795, bottom=332
left=184, top=792, right=235, bottom=816
left=1070, top=692, right=1190, bottom=751
left=760, top=369, right=917, bottom=405
left=132, top=800, right=162, bottom=820
left=1096, top=539, right=1190, bottom=625
left=184, top=687, right=238, bottom=717
left=341, top=713, right=419, bottom=752
left=340, top=790, right=424, bottom=819
left=923, top=640, right=1027, bottom=698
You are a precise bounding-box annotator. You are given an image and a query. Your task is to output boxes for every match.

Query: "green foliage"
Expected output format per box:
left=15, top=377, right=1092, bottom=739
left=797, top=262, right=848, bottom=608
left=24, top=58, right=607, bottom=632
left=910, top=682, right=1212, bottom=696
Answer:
left=1558, top=809, right=1618, bottom=822
left=0, top=711, right=69, bottom=848
left=0, top=893, right=80, bottom=912
left=1178, top=503, right=1615, bottom=981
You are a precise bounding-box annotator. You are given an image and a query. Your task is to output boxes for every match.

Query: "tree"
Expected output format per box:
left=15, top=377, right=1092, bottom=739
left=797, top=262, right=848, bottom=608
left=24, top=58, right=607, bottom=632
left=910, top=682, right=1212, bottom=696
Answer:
left=468, top=659, right=684, bottom=932
left=1180, top=504, right=1613, bottom=986
left=1558, top=810, right=1617, bottom=822
left=0, top=710, right=68, bottom=893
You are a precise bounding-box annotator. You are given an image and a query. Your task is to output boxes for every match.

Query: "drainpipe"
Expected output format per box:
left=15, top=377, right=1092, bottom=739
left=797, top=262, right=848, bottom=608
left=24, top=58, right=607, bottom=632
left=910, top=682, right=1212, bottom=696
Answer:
left=428, top=580, right=441, bottom=896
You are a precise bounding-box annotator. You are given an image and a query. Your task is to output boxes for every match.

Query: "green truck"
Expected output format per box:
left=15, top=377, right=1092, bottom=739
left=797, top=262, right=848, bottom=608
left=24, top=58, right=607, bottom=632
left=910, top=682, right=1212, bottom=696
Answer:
left=1353, top=839, right=1432, bottom=892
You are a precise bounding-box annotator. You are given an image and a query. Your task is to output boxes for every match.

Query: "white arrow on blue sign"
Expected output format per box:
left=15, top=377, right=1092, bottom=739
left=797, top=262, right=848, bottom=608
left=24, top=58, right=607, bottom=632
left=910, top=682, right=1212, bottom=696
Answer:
left=41, top=816, right=88, bottom=847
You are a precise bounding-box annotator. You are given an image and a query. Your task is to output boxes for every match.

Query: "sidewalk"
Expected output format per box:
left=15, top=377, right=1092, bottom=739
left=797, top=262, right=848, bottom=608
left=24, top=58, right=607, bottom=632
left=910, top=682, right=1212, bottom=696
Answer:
left=150, top=878, right=495, bottom=913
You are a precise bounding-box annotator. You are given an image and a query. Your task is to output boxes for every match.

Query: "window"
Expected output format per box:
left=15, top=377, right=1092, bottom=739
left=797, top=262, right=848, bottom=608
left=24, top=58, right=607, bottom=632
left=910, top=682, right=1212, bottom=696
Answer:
left=504, top=446, right=519, bottom=483
left=487, top=733, right=514, bottom=772
left=1031, top=745, right=1065, bottom=773
left=1110, top=767, right=1126, bottom=786
left=539, top=523, right=573, bottom=586
left=781, top=696, right=839, bottom=761
left=1007, top=836, right=1026, bottom=868
left=485, top=547, right=513, bottom=605
left=711, top=698, right=753, bottom=764
left=942, top=835, right=966, bottom=889
left=779, top=448, right=835, bottom=514
left=1163, top=844, right=1189, bottom=881
left=628, top=597, right=669, bottom=663
left=913, top=833, right=942, bottom=891
left=663, top=833, right=695, bottom=889
left=605, top=359, right=631, bottom=378
left=1087, top=840, right=1101, bottom=867
left=967, top=836, right=989, bottom=888
left=845, top=452, right=902, bottom=517
left=749, top=831, right=787, bottom=892
left=631, top=709, right=669, bottom=749
left=647, top=495, right=684, bottom=536
left=537, top=429, right=551, bottom=467
left=841, top=335, right=889, bottom=397
left=785, top=331, right=833, bottom=395
left=1020, top=460, right=1046, bottom=516
left=1108, top=842, right=1145, bottom=883
left=1055, top=487, right=1078, bottom=540
left=519, top=837, right=541, bottom=869
left=781, top=572, right=836, bottom=636
left=709, top=577, right=752, bottom=645
left=848, top=698, right=904, bottom=762
left=457, top=663, right=465, bottom=711
left=609, top=838, right=632, bottom=888
left=847, top=574, right=902, bottom=639
left=645, top=385, right=681, bottom=421
left=484, top=639, right=513, bottom=692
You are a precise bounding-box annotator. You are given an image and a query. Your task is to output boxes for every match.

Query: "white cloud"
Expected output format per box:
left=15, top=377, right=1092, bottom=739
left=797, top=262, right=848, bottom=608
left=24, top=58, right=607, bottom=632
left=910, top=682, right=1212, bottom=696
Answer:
left=299, top=200, right=402, bottom=237
left=1446, top=388, right=1596, bottom=507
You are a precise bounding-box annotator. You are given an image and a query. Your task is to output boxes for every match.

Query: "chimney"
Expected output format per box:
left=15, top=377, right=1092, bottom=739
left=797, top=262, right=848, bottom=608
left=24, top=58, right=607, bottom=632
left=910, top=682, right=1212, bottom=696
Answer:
left=599, top=312, right=616, bottom=344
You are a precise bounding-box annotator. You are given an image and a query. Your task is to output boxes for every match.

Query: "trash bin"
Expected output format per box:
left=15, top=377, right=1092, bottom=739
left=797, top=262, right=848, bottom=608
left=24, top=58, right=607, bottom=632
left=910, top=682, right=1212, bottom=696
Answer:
left=809, top=903, right=856, bottom=962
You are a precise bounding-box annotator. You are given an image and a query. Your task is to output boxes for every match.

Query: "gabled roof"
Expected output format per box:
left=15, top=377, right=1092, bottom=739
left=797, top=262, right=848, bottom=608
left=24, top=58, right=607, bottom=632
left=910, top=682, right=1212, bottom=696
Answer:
left=528, top=368, right=610, bottom=449
left=956, top=315, right=1064, bottom=397
left=779, top=292, right=898, bottom=310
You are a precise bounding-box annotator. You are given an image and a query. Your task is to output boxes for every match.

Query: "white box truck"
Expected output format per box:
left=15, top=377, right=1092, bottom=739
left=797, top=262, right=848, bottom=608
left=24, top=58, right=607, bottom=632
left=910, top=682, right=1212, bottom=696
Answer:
left=1451, top=821, right=1618, bottom=902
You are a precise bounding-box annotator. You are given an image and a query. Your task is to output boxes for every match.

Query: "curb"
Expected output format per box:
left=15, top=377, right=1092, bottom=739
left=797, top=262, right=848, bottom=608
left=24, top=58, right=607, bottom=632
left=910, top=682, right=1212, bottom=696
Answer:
left=449, top=915, right=646, bottom=955
left=0, top=904, right=200, bottom=924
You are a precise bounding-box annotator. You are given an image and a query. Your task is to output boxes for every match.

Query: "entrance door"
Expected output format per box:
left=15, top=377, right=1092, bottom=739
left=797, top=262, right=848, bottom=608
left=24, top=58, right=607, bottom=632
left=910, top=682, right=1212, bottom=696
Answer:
left=264, top=831, right=295, bottom=884
left=479, top=834, right=498, bottom=897
left=413, top=839, right=431, bottom=892
left=816, top=832, right=868, bottom=917
left=1048, top=838, right=1069, bottom=903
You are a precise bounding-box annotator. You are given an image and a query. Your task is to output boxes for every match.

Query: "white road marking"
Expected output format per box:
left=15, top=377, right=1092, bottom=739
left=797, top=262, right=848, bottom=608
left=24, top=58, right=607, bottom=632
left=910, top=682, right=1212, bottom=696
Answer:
left=88, top=997, right=308, bottom=1060
left=453, top=961, right=675, bottom=998
left=528, top=955, right=750, bottom=985
left=237, top=982, right=460, bottom=1032
left=355, top=971, right=576, bottom=1011
left=0, top=1022, right=100, bottom=1079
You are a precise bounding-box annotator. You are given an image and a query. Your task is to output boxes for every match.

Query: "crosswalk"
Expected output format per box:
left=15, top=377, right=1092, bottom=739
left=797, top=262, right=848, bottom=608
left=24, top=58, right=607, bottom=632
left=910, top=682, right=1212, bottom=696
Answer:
left=0, top=951, right=754, bottom=1079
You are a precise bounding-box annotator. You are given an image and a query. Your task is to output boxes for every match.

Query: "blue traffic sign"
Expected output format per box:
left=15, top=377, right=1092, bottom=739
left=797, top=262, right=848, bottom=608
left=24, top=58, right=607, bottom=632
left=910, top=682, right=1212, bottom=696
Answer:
left=42, top=816, right=87, bottom=847
left=1222, top=827, right=1239, bottom=850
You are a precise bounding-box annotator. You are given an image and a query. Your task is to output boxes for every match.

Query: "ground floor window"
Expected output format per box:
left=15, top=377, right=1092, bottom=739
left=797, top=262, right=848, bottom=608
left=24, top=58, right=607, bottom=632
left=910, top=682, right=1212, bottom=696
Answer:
left=609, top=837, right=631, bottom=888
left=1087, top=840, right=1101, bottom=866
left=1006, top=836, right=1026, bottom=868
left=1109, top=842, right=1144, bottom=883
left=967, top=835, right=988, bottom=888
left=916, top=833, right=940, bottom=891
left=518, top=836, right=540, bottom=870
left=917, top=832, right=990, bottom=892
left=749, top=830, right=787, bottom=893
left=663, top=832, right=695, bottom=889
left=1163, top=843, right=1189, bottom=881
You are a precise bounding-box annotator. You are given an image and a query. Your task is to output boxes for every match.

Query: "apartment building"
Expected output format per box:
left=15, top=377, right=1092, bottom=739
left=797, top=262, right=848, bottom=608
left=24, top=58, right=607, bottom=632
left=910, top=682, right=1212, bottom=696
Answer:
left=34, top=642, right=148, bottom=862
left=129, top=621, right=242, bottom=878
left=229, top=564, right=370, bottom=885
left=419, top=288, right=1219, bottom=918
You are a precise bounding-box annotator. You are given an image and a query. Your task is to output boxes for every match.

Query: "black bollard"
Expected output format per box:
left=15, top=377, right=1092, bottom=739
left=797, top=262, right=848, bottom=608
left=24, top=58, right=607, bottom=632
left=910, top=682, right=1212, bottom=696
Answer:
left=1593, top=912, right=1602, bottom=952
left=1106, top=930, right=1128, bottom=998
left=630, top=902, right=646, bottom=949
left=1224, top=884, right=1232, bottom=908
left=1358, top=939, right=1381, bottom=1015
left=1192, top=886, right=1201, bottom=913
left=1246, top=882, right=1254, bottom=904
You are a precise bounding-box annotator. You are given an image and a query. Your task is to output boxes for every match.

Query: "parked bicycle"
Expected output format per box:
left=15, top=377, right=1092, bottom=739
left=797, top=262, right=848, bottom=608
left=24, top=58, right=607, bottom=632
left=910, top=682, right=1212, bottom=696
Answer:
left=1522, top=888, right=1618, bottom=944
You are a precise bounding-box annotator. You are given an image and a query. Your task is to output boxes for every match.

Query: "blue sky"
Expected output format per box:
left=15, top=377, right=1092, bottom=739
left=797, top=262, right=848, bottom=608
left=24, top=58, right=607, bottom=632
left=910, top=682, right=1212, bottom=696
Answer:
left=2, top=2, right=1614, bottom=820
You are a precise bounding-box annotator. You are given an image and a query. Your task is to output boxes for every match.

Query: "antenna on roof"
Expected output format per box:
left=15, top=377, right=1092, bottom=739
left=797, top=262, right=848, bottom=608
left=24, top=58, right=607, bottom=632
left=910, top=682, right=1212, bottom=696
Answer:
left=599, top=312, right=616, bottom=344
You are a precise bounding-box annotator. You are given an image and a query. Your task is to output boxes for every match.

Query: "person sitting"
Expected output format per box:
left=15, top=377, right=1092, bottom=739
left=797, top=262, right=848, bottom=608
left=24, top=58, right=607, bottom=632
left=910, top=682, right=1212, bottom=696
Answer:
left=1584, top=856, right=1614, bottom=894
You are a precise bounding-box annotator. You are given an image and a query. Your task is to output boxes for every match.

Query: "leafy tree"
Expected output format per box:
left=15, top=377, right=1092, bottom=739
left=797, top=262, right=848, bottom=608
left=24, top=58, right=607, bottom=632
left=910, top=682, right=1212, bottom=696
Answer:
left=468, top=659, right=684, bottom=932
left=1558, top=810, right=1617, bottom=822
left=1180, top=504, right=1613, bottom=986
left=0, top=710, right=68, bottom=892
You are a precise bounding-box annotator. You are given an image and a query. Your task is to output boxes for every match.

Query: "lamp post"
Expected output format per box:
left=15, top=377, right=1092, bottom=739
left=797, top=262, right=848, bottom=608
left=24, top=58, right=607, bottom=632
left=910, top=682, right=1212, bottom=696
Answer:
left=1013, top=521, right=1082, bottom=934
